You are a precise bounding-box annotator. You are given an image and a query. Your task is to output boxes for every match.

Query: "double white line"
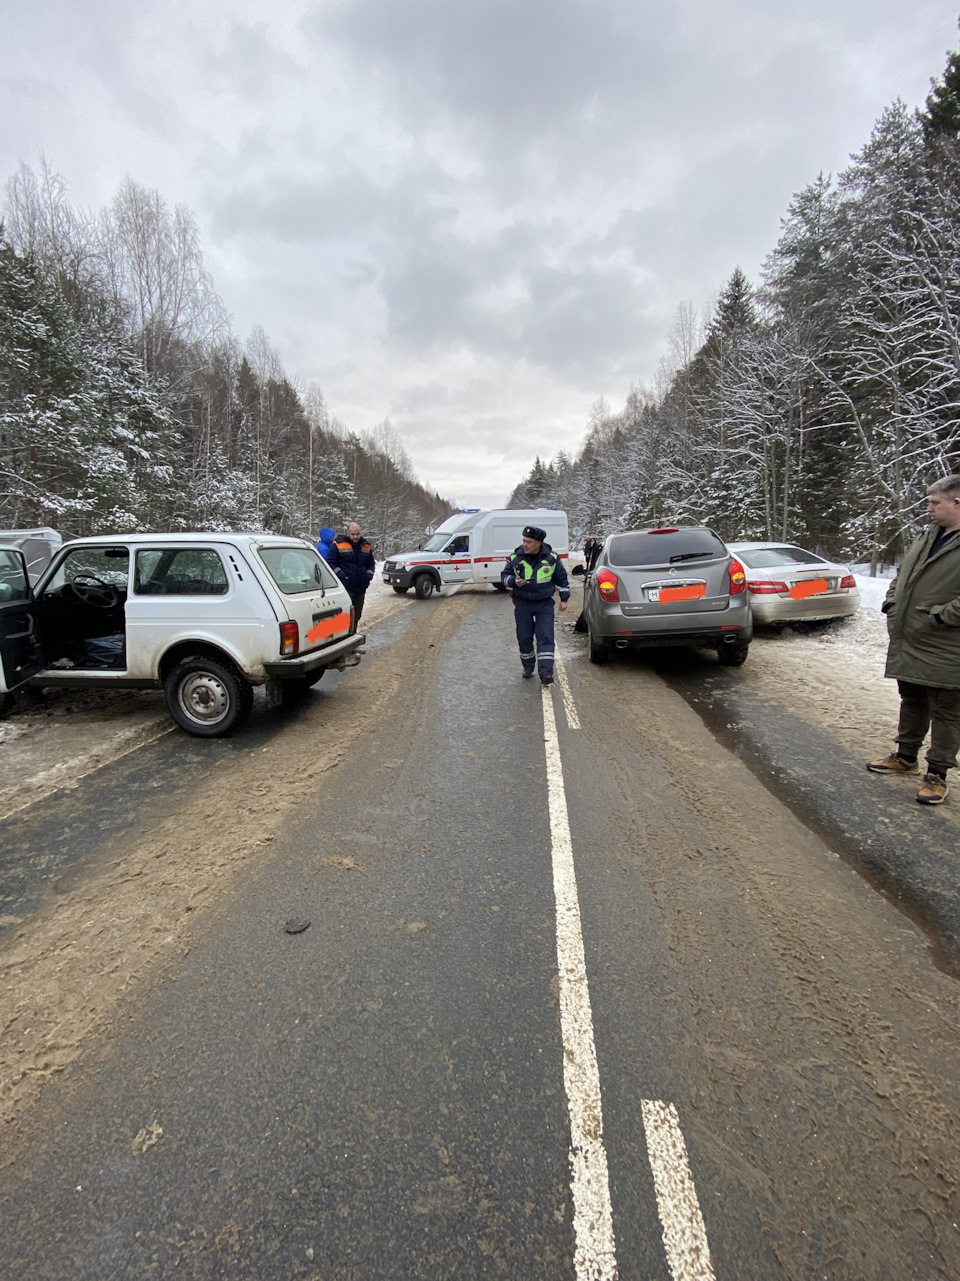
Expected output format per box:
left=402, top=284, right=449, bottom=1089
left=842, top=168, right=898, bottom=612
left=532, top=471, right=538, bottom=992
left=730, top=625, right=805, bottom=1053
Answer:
left=541, top=680, right=716, bottom=1281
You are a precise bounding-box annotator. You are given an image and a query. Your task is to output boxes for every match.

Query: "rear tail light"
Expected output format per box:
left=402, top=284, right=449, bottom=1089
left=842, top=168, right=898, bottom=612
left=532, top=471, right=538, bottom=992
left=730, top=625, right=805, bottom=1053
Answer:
left=747, top=580, right=788, bottom=594
left=596, top=568, right=621, bottom=602
left=350, top=603, right=356, bottom=631
left=648, top=527, right=680, bottom=534
left=280, top=620, right=299, bottom=657
left=840, top=575, right=856, bottom=589
left=728, top=558, right=746, bottom=594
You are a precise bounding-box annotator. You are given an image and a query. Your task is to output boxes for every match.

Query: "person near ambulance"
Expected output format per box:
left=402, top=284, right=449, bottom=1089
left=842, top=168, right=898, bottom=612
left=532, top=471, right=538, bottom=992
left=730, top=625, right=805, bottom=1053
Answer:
left=501, top=524, right=570, bottom=685
left=316, top=526, right=336, bottom=561
left=328, top=522, right=376, bottom=632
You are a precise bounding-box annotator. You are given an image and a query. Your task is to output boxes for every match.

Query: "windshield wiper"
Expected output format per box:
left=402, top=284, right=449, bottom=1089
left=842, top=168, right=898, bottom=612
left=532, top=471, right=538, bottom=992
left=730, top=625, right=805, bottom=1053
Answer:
left=669, top=551, right=713, bottom=563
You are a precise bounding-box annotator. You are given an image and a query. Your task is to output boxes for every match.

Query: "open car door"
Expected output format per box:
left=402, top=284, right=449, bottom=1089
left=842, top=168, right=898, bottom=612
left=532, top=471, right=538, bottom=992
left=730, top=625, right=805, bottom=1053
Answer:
left=0, top=548, right=41, bottom=697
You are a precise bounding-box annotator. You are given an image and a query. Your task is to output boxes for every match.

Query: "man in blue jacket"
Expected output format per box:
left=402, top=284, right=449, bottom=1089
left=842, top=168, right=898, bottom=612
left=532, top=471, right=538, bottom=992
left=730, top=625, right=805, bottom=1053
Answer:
left=328, top=522, right=376, bottom=632
left=501, top=524, right=570, bottom=684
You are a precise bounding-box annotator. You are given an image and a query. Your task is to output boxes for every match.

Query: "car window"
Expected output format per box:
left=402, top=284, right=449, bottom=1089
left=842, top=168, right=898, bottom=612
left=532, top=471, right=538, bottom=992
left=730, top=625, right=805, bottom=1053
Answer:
left=259, top=546, right=338, bottom=594
left=608, top=529, right=727, bottom=567
left=42, top=546, right=130, bottom=594
left=0, top=549, right=30, bottom=602
left=134, top=548, right=229, bottom=595
left=735, top=546, right=829, bottom=569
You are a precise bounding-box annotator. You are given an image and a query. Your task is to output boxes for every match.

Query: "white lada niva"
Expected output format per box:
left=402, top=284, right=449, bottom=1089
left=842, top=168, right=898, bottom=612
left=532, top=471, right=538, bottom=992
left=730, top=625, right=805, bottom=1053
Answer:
left=0, top=532, right=364, bottom=736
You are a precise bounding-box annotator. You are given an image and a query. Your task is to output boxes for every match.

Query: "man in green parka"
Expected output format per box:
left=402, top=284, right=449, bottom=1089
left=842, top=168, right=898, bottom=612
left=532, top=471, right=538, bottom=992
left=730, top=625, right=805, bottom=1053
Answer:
left=867, top=474, right=960, bottom=804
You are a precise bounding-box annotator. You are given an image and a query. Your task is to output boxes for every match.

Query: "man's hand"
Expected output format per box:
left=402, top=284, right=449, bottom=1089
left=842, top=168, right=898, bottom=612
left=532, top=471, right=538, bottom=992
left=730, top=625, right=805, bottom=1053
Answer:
left=559, top=599, right=568, bottom=612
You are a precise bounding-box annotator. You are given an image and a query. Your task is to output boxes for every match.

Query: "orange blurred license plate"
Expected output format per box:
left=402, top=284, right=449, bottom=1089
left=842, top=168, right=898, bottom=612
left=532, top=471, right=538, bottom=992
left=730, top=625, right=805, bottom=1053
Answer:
left=657, top=583, right=706, bottom=603
left=789, top=578, right=828, bottom=600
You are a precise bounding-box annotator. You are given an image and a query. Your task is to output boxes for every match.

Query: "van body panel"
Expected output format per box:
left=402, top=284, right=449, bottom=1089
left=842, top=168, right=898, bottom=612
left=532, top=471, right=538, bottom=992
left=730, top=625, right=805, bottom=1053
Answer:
left=383, top=509, right=569, bottom=592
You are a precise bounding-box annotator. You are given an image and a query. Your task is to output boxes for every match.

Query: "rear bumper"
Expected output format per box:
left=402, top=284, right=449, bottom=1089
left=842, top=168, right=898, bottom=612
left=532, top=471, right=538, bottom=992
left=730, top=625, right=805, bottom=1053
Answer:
left=263, top=633, right=365, bottom=678
left=598, top=626, right=752, bottom=650
left=749, top=594, right=860, bottom=625
left=587, top=599, right=753, bottom=648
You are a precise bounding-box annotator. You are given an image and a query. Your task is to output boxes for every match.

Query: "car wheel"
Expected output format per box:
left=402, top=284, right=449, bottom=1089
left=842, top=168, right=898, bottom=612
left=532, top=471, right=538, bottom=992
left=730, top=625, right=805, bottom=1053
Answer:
left=0, top=692, right=12, bottom=718
left=414, top=574, right=435, bottom=599
left=392, top=584, right=409, bottom=595
left=165, top=657, right=254, bottom=737
left=717, top=643, right=749, bottom=667
left=588, top=628, right=609, bottom=664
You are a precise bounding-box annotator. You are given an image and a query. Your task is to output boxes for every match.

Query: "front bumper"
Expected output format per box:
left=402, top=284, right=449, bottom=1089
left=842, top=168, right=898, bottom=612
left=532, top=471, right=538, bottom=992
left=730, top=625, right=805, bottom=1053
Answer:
left=263, top=632, right=365, bottom=678
left=382, top=565, right=415, bottom=590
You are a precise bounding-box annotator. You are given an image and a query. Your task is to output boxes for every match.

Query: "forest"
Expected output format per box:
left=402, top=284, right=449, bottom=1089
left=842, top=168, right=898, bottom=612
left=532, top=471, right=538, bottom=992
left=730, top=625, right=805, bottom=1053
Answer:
left=0, top=167, right=453, bottom=555
left=509, top=46, right=960, bottom=567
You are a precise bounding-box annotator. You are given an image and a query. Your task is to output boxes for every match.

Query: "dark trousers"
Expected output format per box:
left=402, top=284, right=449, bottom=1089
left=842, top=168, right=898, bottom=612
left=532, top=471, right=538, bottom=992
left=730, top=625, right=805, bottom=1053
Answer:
left=349, top=590, right=367, bottom=633
left=896, top=680, right=960, bottom=773
left=514, top=597, right=556, bottom=677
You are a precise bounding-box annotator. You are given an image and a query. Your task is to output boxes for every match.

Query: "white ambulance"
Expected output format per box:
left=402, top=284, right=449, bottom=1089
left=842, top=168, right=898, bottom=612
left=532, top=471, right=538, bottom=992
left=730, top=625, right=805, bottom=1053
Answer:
left=382, top=509, right=569, bottom=599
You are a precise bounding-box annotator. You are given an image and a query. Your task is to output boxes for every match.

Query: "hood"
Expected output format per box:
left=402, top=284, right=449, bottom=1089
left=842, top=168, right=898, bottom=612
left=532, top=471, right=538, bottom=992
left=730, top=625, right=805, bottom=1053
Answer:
left=318, top=526, right=336, bottom=541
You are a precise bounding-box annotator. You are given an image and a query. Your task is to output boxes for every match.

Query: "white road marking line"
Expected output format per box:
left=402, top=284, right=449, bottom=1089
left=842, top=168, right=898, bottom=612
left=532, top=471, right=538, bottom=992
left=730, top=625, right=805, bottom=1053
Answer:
left=641, top=1100, right=717, bottom=1281
left=553, top=650, right=581, bottom=730
left=541, top=686, right=618, bottom=1280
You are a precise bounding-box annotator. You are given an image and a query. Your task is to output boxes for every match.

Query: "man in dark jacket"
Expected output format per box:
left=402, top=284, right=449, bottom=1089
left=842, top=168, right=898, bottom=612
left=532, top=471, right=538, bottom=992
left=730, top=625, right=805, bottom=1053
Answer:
left=867, top=475, right=960, bottom=804
left=328, top=522, right=375, bottom=632
left=501, top=524, right=570, bottom=685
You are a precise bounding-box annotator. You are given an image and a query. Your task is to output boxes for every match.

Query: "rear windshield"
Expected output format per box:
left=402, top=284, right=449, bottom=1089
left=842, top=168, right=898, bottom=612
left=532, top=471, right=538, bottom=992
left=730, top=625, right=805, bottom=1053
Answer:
left=259, top=546, right=339, bottom=594
left=734, top=546, right=828, bottom=569
left=608, top=528, right=727, bottom=567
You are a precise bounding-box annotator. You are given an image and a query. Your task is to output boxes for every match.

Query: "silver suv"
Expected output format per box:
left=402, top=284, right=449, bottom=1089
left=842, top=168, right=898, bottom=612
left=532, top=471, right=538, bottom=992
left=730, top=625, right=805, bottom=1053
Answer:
left=582, top=526, right=752, bottom=666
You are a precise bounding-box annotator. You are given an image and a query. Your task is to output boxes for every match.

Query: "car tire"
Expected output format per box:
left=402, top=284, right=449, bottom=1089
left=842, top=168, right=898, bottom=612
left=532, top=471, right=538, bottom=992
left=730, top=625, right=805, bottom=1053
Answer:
left=588, top=628, right=609, bottom=664
left=717, top=643, right=749, bottom=667
left=391, top=584, right=409, bottom=594
left=165, top=657, right=254, bottom=737
left=0, top=692, right=12, bottom=718
left=414, top=574, right=435, bottom=599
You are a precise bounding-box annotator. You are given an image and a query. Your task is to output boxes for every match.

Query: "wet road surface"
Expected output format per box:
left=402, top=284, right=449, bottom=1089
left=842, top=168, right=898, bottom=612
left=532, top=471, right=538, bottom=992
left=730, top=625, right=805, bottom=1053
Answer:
left=2, top=590, right=960, bottom=1279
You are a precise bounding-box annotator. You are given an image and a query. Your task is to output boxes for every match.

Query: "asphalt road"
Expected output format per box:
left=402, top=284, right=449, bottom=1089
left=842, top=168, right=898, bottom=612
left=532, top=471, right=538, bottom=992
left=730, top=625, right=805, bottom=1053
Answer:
left=648, top=648, right=960, bottom=976
left=2, top=591, right=960, bottom=1279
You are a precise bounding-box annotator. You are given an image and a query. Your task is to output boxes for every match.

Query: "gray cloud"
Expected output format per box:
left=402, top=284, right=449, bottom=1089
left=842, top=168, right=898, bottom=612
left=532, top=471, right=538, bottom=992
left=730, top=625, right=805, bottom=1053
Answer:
left=2, top=0, right=956, bottom=506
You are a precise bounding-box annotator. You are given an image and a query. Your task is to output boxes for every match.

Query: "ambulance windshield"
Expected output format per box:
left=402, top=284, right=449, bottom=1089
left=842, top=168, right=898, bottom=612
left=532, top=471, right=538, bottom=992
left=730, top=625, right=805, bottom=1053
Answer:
left=422, top=533, right=452, bottom=552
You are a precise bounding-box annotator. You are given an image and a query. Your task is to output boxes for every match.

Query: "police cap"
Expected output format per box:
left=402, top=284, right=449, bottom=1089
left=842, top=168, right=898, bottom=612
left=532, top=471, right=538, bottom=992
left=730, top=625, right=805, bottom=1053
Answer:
left=522, top=525, right=547, bottom=542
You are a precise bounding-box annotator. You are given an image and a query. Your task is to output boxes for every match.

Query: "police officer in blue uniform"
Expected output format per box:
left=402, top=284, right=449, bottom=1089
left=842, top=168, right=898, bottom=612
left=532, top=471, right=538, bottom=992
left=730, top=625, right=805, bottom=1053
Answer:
left=501, top=524, right=570, bottom=684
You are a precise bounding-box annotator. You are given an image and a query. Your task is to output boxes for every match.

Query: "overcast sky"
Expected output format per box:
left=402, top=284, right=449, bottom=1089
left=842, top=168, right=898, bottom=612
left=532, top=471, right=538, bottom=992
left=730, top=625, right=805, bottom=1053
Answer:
left=4, top=1, right=958, bottom=508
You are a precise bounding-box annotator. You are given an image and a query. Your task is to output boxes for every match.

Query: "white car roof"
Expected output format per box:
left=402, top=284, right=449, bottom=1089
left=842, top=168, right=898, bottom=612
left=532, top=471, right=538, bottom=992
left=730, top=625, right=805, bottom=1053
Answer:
left=59, top=532, right=313, bottom=549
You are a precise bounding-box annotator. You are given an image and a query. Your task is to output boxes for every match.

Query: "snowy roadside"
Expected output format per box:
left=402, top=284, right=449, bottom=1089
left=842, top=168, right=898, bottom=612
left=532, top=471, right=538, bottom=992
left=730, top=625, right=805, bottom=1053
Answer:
left=737, top=573, right=902, bottom=767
